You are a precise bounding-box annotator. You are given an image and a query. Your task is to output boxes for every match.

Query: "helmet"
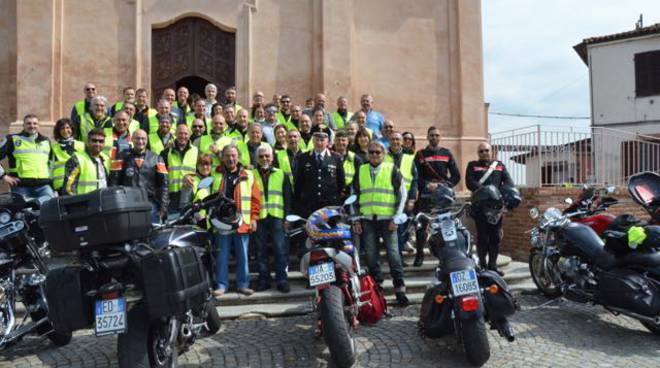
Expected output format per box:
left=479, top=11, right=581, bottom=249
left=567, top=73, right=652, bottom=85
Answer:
left=209, top=199, right=242, bottom=234
left=305, top=207, right=352, bottom=241
left=431, top=185, right=456, bottom=209
left=471, top=185, right=503, bottom=210
left=501, top=186, right=522, bottom=210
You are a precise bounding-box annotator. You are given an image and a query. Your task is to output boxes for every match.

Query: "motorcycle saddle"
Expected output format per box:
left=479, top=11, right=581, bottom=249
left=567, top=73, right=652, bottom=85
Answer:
left=441, top=255, right=476, bottom=274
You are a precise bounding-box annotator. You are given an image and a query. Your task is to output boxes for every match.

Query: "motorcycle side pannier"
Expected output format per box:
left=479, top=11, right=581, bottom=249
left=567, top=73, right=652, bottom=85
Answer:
left=141, top=246, right=210, bottom=318
left=39, top=187, right=152, bottom=252
left=595, top=269, right=660, bottom=316
left=419, top=282, right=453, bottom=338
left=45, top=267, right=95, bottom=332
left=478, top=270, right=518, bottom=321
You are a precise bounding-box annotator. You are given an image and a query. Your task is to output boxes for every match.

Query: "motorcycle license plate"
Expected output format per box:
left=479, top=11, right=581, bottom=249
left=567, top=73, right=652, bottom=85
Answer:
left=308, top=262, right=336, bottom=287
left=94, top=297, right=127, bottom=336
left=440, top=218, right=457, bottom=241
left=450, top=269, right=479, bottom=297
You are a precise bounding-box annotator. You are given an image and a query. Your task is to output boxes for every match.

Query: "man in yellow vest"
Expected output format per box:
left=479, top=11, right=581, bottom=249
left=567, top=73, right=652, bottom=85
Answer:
left=62, top=128, right=110, bottom=195
left=160, top=124, right=198, bottom=215
left=224, top=86, right=242, bottom=113
left=253, top=145, right=293, bottom=293
left=275, top=94, right=294, bottom=129
left=110, top=87, right=135, bottom=117
left=331, top=96, right=353, bottom=130
left=387, top=131, right=418, bottom=264
left=225, top=107, right=249, bottom=142
left=120, top=102, right=142, bottom=135
left=332, top=130, right=362, bottom=187
left=70, top=82, right=97, bottom=125
left=211, top=144, right=261, bottom=297
left=172, top=86, right=191, bottom=121
left=104, top=111, right=132, bottom=164
left=76, top=96, right=113, bottom=143
left=145, top=99, right=179, bottom=135
left=353, top=141, right=409, bottom=306
left=193, top=114, right=232, bottom=167
left=147, top=115, right=175, bottom=155
left=0, top=114, right=54, bottom=199
left=273, top=129, right=303, bottom=185
left=134, top=88, right=157, bottom=127
left=185, top=98, right=212, bottom=132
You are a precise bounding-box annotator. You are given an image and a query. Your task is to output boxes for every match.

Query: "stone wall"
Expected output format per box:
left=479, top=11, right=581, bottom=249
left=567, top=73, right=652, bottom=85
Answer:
left=500, top=187, right=651, bottom=261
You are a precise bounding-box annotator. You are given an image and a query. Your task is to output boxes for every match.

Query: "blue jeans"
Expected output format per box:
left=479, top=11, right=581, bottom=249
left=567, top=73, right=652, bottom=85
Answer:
left=215, top=232, right=250, bottom=290
left=150, top=201, right=161, bottom=224
left=11, top=185, right=54, bottom=201
left=361, top=219, right=405, bottom=289
left=254, top=217, right=289, bottom=285
left=397, top=219, right=411, bottom=254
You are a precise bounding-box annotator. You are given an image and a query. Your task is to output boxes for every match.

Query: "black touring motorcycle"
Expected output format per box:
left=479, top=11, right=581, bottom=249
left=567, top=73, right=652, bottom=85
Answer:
left=528, top=171, right=660, bottom=335
left=0, top=193, right=71, bottom=348
left=40, top=179, right=234, bottom=367
left=417, top=185, right=519, bottom=367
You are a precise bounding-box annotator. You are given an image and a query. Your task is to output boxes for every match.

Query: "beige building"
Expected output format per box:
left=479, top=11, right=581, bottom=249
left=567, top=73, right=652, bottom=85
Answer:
left=0, top=0, right=487, bottom=174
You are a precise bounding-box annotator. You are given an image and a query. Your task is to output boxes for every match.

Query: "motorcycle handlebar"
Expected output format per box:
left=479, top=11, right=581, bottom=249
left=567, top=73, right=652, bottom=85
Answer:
left=415, top=201, right=470, bottom=222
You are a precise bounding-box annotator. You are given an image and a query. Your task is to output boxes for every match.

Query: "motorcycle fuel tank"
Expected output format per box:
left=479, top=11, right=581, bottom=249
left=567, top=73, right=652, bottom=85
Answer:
left=574, top=213, right=615, bottom=236
left=560, top=222, right=609, bottom=263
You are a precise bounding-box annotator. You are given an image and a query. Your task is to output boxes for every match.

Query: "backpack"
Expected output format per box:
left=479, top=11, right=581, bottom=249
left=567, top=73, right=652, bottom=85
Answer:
left=357, top=274, right=387, bottom=324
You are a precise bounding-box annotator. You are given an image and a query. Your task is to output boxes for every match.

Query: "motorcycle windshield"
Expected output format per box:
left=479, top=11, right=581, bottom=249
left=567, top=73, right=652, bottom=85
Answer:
left=628, top=172, right=660, bottom=208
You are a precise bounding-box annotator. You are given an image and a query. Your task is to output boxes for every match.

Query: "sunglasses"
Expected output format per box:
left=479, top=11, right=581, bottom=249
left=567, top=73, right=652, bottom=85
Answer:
left=85, top=88, right=96, bottom=91
left=193, top=125, right=204, bottom=129
left=479, top=149, right=490, bottom=153
left=368, top=150, right=383, bottom=155
left=90, top=139, right=105, bottom=144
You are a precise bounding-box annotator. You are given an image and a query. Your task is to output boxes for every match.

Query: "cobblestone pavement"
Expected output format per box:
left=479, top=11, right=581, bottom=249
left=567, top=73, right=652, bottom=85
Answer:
left=1, top=294, right=659, bottom=368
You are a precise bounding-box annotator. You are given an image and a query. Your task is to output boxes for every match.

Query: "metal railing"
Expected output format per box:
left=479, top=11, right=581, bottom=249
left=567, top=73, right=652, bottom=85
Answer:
left=489, top=125, right=660, bottom=187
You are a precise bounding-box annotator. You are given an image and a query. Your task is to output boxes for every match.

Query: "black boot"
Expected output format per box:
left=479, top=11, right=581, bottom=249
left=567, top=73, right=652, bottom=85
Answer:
left=413, top=229, right=426, bottom=267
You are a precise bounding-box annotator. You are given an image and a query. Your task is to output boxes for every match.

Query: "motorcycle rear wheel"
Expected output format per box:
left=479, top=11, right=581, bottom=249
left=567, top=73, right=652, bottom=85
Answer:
left=205, top=302, right=222, bottom=335
left=461, top=318, right=490, bottom=367
left=529, top=250, right=562, bottom=298
left=320, top=285, right=356, bottom=368
left=117, top=304, right=177, bottom=368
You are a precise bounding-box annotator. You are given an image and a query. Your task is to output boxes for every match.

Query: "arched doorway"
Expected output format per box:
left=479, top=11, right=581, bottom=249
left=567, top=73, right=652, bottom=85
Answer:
left=151, top=17, right=235, bottom=103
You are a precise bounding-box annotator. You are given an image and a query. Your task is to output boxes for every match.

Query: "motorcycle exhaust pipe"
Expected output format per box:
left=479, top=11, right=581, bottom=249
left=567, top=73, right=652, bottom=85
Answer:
left=608, top=306, right=660, bottom=325
left=0, top=300, right=16, bottom=345
left=180, top=324, right=192, bottom=340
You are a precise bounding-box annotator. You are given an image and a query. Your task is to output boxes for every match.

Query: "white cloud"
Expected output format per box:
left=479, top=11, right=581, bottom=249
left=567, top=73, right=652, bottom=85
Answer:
left=483, top=0, right=660, bottom=133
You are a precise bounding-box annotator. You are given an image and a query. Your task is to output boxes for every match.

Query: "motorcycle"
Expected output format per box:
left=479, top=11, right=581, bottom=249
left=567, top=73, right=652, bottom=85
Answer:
left=286, top=195, right=387, bottom=368
left=563, top=185, right=618, bottom=236
left=40, top=178, right=229, bottom=367
left=417, top=187, right=517, bottom=367
left=0, top=193, right=71, bottom=349
left=528, top=196, right=660, bottom=335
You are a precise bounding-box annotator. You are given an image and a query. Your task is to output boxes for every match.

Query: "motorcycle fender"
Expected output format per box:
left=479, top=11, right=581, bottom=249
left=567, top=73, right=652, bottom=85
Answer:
left=300, top=247, right=340, bottom=278
left=332, top=251, right=355, bottom=276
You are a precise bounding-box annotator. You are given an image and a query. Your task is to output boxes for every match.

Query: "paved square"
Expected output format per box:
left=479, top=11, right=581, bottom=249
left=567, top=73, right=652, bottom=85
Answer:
left=1, top=294, right=658, bottom=367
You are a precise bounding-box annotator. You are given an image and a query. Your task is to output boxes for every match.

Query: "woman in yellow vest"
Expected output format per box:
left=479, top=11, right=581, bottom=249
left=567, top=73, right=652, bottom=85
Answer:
left=51, top=118, right=85, bottom=192
left=349, top=127, right=371, bottom=163
left=181, top=154, right=215, bottom=229
left=273, top=124, right=288, bottom=153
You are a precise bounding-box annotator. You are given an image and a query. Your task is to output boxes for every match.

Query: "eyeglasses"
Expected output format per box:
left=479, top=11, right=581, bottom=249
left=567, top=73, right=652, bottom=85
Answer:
left=368, top=150, right=383, bottom=155
left=193, top=125, right=204, bottom=129
left=90, top=139, right=105, bottom=144
left=85, top=88, right=96, bottom=91
left=479, top=149, right=490, bottom=153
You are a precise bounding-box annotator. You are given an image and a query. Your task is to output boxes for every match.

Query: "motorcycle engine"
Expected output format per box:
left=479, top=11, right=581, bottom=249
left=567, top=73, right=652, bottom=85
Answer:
left=557, top=256, right=595, bottom=290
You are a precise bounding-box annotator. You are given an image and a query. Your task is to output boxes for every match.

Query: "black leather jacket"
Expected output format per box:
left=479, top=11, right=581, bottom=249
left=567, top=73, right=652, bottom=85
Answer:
left=110, top=149, right=169, bottom=207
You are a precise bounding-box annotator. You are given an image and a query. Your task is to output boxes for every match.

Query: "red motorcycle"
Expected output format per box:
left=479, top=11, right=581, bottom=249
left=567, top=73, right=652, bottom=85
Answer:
left=563, top=186, right=619, bottom=236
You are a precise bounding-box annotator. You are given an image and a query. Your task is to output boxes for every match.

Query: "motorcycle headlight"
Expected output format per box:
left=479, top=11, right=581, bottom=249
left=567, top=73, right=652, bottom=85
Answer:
left=0, top=212, right=11, bottom=224
left=529, top=207, right=540, bottom=219
left=543, top=207, right=562, bottom=222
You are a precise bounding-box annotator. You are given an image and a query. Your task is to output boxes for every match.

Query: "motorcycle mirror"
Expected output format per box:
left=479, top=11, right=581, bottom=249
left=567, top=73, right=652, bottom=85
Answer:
left=529, top=207, right=540, bottom=219
left=393, top=213, right=408, bottom=225
left=286, top=214, right=303, bottom=222
left=344, top=195, right=357, bottom=206
left=606, top=186, right=616, bottom=194
left=564, top=198, right=573, bottom=205
left=198, top=177, right=215, bottom=190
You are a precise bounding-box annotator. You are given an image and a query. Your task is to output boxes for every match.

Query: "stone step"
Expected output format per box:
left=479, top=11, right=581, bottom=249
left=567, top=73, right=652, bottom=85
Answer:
left=216, top=258, right=526, bottom=307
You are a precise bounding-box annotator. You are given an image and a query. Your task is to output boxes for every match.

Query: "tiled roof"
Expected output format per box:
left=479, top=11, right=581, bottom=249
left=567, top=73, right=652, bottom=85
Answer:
left=574, top=23, right=660, bottom=65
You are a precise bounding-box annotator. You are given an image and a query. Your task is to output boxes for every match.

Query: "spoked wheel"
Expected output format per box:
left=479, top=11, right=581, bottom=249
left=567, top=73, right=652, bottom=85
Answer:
left=149, top=322, right=178, bottom=368
left=529, top=250, right=561, bottom=298
left=118, top=304, right=177, bottom=368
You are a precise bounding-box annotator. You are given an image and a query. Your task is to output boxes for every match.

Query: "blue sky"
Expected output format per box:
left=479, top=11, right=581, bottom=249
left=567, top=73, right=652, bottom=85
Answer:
left=483, top=0, right=660, bottom=133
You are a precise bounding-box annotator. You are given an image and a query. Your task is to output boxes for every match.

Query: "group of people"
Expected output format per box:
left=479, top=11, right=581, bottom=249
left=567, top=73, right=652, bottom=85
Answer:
left=0, top=82, right=513, bottom=306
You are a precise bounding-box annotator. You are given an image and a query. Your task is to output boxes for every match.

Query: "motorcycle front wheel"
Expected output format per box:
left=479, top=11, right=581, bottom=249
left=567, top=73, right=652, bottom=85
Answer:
left=529, top=250, right=562, bottom=298
left=320, top=285, right=356, bottom=368
left=117, top=304, right=178, bottom=368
